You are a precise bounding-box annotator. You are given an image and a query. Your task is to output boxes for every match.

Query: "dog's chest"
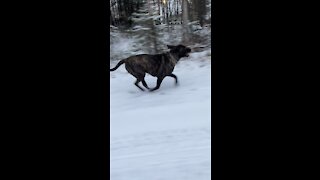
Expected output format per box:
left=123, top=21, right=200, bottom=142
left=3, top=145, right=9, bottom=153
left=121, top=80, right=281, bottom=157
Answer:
left=157, top=56, right=176, bottom=74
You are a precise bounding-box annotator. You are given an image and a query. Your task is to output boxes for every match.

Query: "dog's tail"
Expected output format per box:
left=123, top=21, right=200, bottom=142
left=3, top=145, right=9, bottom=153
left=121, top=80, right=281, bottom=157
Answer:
left=110, top=60, right=125, bottom=71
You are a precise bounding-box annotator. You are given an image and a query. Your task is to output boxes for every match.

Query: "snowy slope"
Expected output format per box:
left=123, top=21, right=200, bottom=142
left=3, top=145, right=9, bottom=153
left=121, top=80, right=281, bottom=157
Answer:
left=110, top=50, right=211, bottom=180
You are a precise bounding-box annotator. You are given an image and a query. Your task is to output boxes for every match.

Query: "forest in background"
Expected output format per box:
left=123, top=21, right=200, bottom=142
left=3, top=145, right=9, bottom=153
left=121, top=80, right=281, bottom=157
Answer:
left=108, top=0, right=211, bottom=61
left=109, top=3, right=212, bottom=178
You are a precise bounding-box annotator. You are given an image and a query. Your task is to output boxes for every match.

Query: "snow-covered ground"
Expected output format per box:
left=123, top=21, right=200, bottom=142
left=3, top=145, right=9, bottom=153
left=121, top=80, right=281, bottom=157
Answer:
left=110, top=50, right=211, bottom=180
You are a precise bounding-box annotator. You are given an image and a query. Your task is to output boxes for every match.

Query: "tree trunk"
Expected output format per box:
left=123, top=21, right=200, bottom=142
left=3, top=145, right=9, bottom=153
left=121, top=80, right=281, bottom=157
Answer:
left=147, top=0, right=158, bottom=53
left=182, top=0, right=190, bottom=43
left=157, top=0, right=161, bottom=17
left=199, top=0, right=207, bottom=26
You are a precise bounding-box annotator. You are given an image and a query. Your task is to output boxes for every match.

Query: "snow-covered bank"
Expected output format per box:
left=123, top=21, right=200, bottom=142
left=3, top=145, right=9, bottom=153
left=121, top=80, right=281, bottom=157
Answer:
left=110, top=50, right=211, bottom=180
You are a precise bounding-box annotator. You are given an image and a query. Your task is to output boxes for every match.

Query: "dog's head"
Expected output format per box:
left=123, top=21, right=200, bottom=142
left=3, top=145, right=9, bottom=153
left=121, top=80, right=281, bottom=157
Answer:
left=167, top=44, right=191, bottom=58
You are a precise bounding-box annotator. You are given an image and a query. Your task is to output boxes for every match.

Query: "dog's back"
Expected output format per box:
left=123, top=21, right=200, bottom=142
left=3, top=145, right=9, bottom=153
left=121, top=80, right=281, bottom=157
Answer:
left=125, top=53, right=175, bottom=77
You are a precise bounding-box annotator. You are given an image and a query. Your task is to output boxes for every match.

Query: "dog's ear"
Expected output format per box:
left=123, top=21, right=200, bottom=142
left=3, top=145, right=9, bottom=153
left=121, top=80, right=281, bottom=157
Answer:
left=167, top=45, right=176, bottom=49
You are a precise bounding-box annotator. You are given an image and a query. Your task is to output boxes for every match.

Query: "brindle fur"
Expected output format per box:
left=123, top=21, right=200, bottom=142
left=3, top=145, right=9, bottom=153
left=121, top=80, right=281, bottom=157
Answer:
left=110, top=44, right=191, bottom=91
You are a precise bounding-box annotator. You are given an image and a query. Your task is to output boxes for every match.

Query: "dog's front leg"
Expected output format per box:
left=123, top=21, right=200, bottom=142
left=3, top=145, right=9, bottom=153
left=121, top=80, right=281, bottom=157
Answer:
left=150, top=77, right=164, bottom=91
left=167, top=73, right=178, bottom=85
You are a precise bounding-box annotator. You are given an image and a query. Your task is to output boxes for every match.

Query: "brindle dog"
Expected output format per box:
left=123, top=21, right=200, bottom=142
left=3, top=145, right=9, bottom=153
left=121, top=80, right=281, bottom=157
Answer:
left=110, top=44, right=191, bottom=91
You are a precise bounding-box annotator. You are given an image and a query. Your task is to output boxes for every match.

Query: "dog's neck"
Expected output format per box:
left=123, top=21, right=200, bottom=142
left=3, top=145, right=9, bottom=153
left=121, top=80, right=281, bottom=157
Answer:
left=167, top=52, right=180, bottom=63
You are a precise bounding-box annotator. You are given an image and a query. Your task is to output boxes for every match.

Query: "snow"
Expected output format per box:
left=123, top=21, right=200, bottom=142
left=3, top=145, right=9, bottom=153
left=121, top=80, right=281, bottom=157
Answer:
left=110, top=50, right=211, bottom=180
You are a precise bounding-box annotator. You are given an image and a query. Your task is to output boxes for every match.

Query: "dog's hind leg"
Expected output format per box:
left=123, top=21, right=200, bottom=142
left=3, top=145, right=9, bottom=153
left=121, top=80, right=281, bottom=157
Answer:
left=141, top=79, right=150, bottom=90
left=134, top=79, right=145, bottom=91
left=133, top=73, right=149, bottom=91
left=134, top=80, right=144, bottom=91
left=150, top=77, right=164, bottom=91
left=167, top=73, right=178, bottom=85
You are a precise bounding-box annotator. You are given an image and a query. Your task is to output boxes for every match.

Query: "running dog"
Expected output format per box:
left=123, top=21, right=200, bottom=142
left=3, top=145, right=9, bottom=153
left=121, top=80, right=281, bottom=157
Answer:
left=110, top=44, right=191, bottom=91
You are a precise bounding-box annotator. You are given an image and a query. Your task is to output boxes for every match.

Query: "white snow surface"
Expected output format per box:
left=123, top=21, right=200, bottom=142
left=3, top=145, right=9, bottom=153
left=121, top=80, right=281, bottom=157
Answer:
left=110, top=50, right=211, bottom=180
